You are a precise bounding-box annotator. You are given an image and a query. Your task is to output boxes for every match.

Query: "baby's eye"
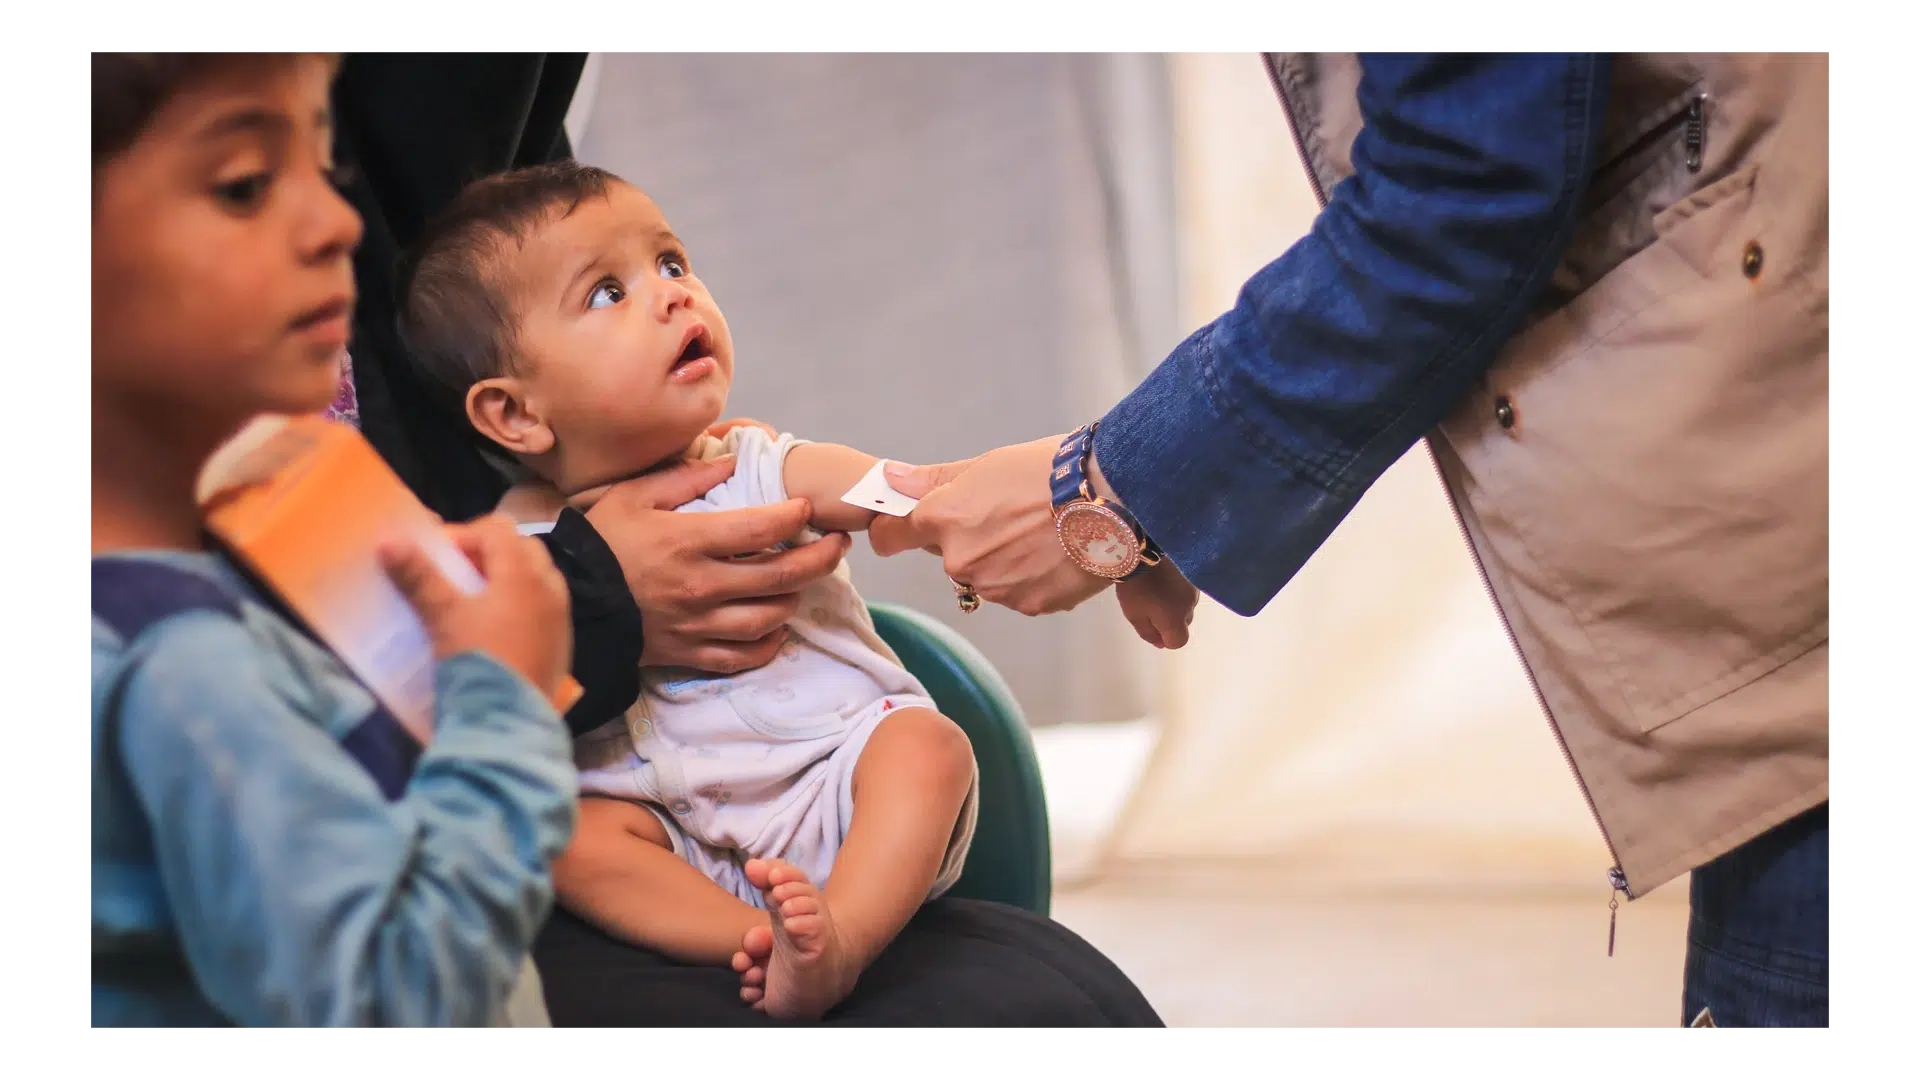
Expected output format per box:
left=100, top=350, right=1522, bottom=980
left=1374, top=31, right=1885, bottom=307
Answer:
left=213, top=172, right=273, bottom=213
left=588, top=279, right=626, bottom=309
left=658, top=255, right=690, bottom=280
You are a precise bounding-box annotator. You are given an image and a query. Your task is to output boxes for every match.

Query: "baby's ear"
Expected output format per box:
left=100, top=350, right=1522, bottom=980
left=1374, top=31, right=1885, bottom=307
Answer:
left=466, top=377, right=555, bottom=457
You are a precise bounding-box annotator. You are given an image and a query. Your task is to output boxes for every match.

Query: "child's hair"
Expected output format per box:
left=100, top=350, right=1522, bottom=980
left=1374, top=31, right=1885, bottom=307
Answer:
left=397, top=161, right=622, bottom=415
left=92, top=54, right=328, bottom=169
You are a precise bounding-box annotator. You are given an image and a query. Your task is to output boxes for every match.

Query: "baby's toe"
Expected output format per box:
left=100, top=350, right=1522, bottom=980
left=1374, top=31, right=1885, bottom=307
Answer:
left=743, top=858, right=775, bottom=890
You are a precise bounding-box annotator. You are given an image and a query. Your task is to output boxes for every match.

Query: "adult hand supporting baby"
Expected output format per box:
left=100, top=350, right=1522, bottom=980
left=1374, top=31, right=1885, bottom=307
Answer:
left=582, top=456, right=850, bottom=673
left=870, top=435, right=1114, bottom=617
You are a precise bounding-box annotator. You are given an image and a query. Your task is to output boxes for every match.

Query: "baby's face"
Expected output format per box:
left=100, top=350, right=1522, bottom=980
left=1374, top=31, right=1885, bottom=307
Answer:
left=510, top=181, right=734, bottom=487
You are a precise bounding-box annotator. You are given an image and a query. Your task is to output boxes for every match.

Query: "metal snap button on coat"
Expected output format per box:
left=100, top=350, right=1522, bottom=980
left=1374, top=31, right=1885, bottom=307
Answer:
left=670, top=798, right=693, bottom=815
left=1494, top=395, right=1516, bottom=430
left=1742, top=242, right=1764, bottom=279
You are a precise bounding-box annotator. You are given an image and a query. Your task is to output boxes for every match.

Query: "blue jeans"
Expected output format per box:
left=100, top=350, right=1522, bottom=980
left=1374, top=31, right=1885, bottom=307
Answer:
left=1682, top=802, right=1828, bottom=1026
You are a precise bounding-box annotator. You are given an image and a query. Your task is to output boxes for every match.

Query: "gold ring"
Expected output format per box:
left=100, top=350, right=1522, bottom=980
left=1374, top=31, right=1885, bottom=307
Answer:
left=949, top=576, right=982, bottom=614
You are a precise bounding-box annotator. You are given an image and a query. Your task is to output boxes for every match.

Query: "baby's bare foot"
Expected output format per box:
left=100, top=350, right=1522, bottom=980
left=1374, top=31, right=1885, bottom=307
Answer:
left=739, top=858, right=859, bottom=1020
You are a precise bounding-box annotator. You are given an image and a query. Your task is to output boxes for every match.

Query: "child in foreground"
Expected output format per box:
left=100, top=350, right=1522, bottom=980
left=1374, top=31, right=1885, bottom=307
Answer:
left=399, top=161, right=1198, bottom=1019
left=91, top=53, right=578, bottom=1025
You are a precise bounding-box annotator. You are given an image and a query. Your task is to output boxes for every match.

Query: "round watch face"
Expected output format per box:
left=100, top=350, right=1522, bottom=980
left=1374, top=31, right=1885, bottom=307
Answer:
left=1055, top=502, right=1141, bottom=579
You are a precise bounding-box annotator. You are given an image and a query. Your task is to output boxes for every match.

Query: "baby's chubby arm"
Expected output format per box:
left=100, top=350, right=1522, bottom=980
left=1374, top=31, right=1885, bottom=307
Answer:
left=782, top=442, right=884, bottom=534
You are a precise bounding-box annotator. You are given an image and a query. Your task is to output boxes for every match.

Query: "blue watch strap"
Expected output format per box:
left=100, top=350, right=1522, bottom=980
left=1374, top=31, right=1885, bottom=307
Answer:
left=1051, top=424, right=1097, bottom=509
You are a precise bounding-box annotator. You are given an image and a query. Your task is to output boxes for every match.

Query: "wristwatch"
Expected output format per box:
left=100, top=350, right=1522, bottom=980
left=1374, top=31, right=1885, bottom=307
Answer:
left=1050, top=422, right=1161, bottom=581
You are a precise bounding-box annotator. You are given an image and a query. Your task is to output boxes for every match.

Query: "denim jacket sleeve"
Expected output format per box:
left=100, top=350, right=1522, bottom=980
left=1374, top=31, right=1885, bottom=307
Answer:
left=117, top=615, right=577, bottom=1026
left=1095, top=54, right=1612, bottom=616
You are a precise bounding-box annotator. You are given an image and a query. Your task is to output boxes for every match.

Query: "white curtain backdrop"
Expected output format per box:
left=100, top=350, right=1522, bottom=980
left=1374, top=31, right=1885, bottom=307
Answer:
left=1103, top=55, right=1621, bottom=894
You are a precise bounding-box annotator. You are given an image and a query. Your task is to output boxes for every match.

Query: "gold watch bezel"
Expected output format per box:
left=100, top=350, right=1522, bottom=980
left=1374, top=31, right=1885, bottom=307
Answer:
left=1053, top=499, right=1144, bottom=580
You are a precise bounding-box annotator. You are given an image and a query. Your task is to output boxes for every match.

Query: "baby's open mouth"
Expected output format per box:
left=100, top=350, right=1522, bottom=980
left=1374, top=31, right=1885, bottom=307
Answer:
left=672, top=327, right=713, bottom=371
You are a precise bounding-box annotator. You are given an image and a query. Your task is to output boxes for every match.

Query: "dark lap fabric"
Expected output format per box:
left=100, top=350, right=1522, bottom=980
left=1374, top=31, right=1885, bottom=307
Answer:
left=534, top=898, right=1162, bottom=1027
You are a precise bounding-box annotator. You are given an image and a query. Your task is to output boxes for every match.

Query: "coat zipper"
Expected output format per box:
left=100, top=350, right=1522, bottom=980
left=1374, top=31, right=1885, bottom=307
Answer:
left=1262, top=55, right=1632, bottom=942
left=1684, top=94, right=1707, bottom=173
left=1592, top=90, right=1704, bottom=192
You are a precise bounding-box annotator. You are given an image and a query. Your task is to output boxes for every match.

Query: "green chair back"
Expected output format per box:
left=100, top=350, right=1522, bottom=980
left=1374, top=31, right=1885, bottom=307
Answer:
left=866, top=602, right=1051, bottom=916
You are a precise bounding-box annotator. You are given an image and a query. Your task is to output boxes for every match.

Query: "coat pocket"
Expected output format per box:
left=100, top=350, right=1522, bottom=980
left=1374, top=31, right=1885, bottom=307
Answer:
left=1445, top=163, right=1828, bottom=735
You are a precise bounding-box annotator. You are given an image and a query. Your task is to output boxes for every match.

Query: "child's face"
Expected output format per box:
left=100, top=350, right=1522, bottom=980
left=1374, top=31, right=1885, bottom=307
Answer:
left=503, top=181, right=735, bottom=487
left=93, top=56, right=362, bottom=435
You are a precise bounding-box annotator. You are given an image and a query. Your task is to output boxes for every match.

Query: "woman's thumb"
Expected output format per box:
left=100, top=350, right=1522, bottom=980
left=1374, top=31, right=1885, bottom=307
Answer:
left=882, top=458, right=969, bottom=499
left=640, top=455, right=738, bottom=510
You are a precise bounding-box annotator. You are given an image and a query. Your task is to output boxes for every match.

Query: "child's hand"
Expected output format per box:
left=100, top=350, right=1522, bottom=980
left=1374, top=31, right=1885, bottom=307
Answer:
left=1116, top=561, right=1199, bottom=650
left=381, top=513, right=574, bottom=701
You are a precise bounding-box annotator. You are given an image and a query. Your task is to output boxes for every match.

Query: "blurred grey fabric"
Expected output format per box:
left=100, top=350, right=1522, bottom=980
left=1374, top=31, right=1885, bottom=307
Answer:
left=576, top=54, right=1181, bottom=727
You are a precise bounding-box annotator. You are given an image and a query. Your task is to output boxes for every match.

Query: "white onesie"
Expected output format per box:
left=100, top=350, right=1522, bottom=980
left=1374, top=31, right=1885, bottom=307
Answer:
left=546, top=427, right=978, bottom=908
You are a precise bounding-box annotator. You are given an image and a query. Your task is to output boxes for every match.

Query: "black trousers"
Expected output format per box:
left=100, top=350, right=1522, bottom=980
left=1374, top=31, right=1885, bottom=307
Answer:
left=535, top=899, right=1162, bottom=1027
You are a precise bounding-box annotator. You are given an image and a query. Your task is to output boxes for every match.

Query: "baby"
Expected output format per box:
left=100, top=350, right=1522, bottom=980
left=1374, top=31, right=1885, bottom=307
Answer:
left=398, top=162, right=981, bottom=1020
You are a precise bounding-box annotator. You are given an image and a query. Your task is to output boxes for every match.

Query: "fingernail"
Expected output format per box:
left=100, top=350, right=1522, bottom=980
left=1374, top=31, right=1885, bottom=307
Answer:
left=884, top=462, right=912, bottom=479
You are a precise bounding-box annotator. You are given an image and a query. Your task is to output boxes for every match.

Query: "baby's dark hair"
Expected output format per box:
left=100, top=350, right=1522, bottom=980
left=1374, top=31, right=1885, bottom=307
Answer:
left=92, top=53, right=328, bottom=169
left=397, top=160, right=623, bottom=415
